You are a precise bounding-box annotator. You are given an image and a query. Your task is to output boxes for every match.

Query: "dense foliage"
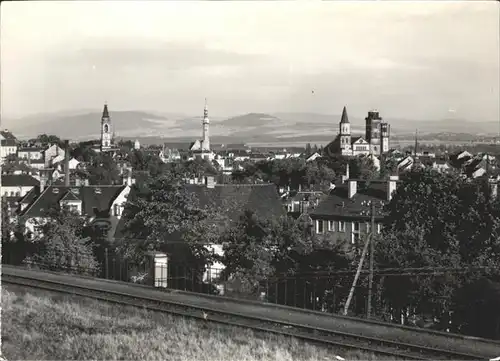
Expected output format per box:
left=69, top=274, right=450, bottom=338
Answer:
left=377, top=169, right=500, bottom=335
left=25, top=208, right=99, bottom=276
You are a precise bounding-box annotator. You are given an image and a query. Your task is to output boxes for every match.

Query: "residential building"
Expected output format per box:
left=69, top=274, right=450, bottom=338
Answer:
left=432, top=160, right=451, bottom=173
left=0, top=129, right=18, bottom=159
left=17, top=147, right=44, bottom=161
left=306, top=152, right=322, bottom=163
left=309, top=176, right=400, bottom=247
left=43, top=144, right=66, bottom=167
left=1, top=174, right=40, bottom=198
left=19, top=184, right=131, bottom=241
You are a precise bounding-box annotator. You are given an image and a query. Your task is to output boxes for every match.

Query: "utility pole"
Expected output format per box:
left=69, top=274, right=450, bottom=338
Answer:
left=367, top=202, right=376, bottom=319
left=343, top=228, right=372, bottom=316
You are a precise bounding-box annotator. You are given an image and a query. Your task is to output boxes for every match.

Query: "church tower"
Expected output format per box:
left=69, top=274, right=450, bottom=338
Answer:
left=365, top=110, right=382, bottom=155
left=100, top=102, right=112, bottom=152
left=201, top=98, right=210, bottom=151
left=339, top=106, right=351, bottom=151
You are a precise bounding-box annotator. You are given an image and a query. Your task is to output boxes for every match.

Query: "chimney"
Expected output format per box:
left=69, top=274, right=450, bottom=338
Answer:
left=205, top=176, right=215, bottom=189
left=490, top=180, right=498, bottom=199
left=64, top=140, right=70, bottom=186
left=40, top=176, right=47, bottom=192
left=348, top=180, right=357, bottom=199
left=342, top=163, right=350, bottom=184
left=127, top=170, right=133, bottom=187
left=387, top=175, right=399, bottom=201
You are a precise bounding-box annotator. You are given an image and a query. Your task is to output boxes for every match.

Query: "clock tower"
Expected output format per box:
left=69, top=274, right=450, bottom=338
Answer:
left=100, top=102, right=112, bottom=152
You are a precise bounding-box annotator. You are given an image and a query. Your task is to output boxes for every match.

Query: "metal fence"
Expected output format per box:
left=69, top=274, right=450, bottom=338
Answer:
left=0, top=243, right=471, bottom=333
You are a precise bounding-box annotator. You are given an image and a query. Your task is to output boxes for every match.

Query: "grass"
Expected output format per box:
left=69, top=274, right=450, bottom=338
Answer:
left=2, top=285, right=397, bottom=361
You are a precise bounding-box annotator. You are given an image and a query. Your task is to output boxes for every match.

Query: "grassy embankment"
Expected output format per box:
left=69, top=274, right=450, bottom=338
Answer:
left=2, top=285, right=399, bottom=361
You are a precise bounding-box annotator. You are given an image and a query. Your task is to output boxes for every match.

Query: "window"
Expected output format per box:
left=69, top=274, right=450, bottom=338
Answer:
left=328, top=220, right=335, bottom=232
left=113, top=204, right=121, bottom=217
left=15, top=191, right=20, bottom=197
left=338, top=221, right=345, bottom=232
left=351, top=232, right=361, bottom=245
left=10, top=191, right=14, bottom=196
left=70, top=205, right=79, bottom=213
left=377, top=223, right=382, bottom=234
left=316, top=220, right=324, bottom=234
left=366, top=223, right=371, bottom=233
left=353, top=222, right=360, bottom=232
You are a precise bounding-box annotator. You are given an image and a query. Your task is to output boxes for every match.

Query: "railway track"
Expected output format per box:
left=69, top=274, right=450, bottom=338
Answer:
left=3, top=273, right=493, bottom=360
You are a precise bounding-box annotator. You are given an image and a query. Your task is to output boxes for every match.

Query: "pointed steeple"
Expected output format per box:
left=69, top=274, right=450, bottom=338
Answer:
left=340, top=106, right=349, bottom=124
left=102, top=102, right=109, bottom=118
left=204, top=98, right=208, bottom=119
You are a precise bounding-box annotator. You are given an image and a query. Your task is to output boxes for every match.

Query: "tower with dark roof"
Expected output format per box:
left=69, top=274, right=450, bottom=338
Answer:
left=100, top=102, right=112, bottom=152
left=339, top=106, right=351, bottom=152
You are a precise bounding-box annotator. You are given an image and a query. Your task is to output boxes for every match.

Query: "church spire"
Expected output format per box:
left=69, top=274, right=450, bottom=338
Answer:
left=102, top=102, right=109, bottom=118
left=340, top=106, right=349, bottom=124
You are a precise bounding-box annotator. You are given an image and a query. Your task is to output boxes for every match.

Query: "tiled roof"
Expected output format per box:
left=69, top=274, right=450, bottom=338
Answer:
left=1, top=174, right=40, bottom=187
left=185, top=183, right=285, bottom=221
left=20, top=185, right=126, bottom=218
left=19, top=187, right=40, bottom=205
left=310, top=181, right=389, bottom=221
left=351, top=136, right=365, bottom=144
left=0, top=130, right=17, bottom=141
left=114, top=183, right=285, bottom=241
left=18, top=147, right=44, bottom=152
left=324, top=135, right=341, bottom=157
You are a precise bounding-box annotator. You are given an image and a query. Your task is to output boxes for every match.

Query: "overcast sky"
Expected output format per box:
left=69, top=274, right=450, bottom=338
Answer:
left=1, top=1, right=499, bottom=122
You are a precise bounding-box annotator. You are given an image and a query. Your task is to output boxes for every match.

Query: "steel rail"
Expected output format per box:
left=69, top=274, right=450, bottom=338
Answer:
left=3, top=274, right=489, bottom=360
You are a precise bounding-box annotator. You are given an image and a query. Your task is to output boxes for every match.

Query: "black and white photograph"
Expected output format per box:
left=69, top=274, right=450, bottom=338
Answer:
left=1, top=0, right=499, bottom=360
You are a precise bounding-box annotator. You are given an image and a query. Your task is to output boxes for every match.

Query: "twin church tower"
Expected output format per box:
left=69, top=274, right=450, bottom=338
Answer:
left=326, top=106, right=390, bottom=157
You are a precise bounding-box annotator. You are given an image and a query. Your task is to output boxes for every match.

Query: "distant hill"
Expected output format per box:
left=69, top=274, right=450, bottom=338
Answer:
left=4, top=109, right=497, bottom=145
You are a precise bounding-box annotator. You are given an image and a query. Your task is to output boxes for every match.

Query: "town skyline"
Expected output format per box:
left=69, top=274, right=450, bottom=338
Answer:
left=1, top=1, right=499, bottom=122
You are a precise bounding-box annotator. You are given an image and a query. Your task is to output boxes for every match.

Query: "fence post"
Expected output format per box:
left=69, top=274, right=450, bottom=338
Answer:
left=104, top=247, right=109, bottom=279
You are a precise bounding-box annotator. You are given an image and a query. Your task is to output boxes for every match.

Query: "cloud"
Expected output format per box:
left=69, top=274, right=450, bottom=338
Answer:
left=55, top=38, right=264, bottom=71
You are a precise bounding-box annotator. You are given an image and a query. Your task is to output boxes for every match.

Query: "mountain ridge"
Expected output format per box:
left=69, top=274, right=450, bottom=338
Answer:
left=3, top=110, right=498, bottom=143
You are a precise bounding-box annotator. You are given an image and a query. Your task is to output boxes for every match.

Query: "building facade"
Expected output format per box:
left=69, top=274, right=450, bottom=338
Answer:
left=324, top=107, right=390, bottom=158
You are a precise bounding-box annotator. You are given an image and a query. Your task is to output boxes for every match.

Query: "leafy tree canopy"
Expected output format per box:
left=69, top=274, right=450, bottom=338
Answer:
left=377, top=168, right=500, bottom=316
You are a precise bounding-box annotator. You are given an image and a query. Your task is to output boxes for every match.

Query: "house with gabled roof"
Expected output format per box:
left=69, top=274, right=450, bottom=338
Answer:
left=309, top=176, right=400, bottom=246
left=0, top=129, right=18, bottom=159
left=1, top=174, right=40, bottom=198
left=19, top=184, right=131, bottom=241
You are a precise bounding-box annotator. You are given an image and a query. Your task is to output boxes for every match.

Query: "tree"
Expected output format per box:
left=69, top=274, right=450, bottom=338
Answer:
left=349, top=156, right=378, bottom=180
left=118, top=172, right=228, bottom=265
left=219, top=212, right=353, bottom=308
left=379, top=156, right=399, bottom=178
left=25, top=207, right=99, bottom=276
left=87, top=153, right=121, bottom=185
left=302, top=161, right=336, bottom=190
left=377, top=168, right=500, bottom=329
left=30, top=134, right=63, bottom=146
left=71, top=143, right=98, bottom=163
